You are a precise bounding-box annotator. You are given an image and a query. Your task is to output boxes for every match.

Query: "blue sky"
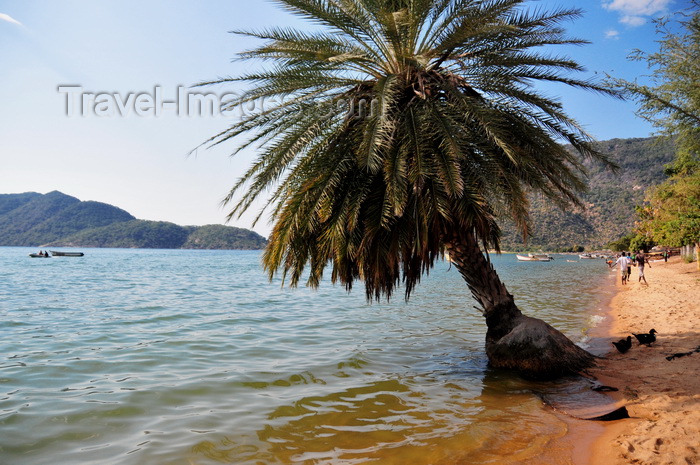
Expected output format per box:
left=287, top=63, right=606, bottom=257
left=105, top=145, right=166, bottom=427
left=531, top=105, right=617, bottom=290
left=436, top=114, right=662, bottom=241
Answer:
left=0, top=0, right=690, bottom=236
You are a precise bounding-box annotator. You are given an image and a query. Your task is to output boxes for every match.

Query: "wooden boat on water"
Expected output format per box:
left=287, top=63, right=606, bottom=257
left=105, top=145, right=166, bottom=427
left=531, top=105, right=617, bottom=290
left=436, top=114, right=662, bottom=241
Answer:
left=50, top=251, right=84, bottom=257
left=516, top=253, right=553, bottom=262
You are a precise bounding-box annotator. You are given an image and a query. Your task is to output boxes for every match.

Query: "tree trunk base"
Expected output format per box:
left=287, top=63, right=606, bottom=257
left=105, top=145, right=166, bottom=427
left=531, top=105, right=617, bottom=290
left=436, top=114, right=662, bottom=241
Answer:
left=486, top=314, right=596, bottom=380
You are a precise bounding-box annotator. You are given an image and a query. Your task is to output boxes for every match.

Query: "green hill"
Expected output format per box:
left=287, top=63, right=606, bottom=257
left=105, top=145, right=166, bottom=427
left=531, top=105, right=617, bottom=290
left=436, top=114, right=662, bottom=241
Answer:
left=0, top=192, right=42, bottom=216
left=49, top=220, right=192, bottom=249
left=0, top=191, right=134, bottom=246
left=0, top=191, right=267, bottom=249
left=182, top=224, right=270, bottom=250
left=499, top=137, right=676, bottom=251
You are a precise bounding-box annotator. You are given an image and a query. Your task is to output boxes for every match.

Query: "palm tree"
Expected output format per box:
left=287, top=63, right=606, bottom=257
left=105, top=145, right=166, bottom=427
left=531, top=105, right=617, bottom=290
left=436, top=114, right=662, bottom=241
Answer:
left=200, top=0, right=617, bottom=379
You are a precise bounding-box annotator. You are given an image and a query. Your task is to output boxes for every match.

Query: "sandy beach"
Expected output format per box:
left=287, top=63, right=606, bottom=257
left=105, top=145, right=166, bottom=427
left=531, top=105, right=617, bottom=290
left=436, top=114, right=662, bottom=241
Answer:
left=589, top=256, right=700, bottom=465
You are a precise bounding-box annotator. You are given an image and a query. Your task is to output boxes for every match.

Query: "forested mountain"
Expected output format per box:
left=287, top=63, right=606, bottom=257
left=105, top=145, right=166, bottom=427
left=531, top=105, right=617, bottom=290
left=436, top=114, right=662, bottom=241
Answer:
left=0, top=191, right=134, bottom=246
left=182, top=225, right=271, bottom=250
left=0, top=192, right=43, bottom=216
left=49, top=220, right=193, bottom=249
left=499, top=137, right=676, bottom=251
left=0, top=191, right=267, bottom=250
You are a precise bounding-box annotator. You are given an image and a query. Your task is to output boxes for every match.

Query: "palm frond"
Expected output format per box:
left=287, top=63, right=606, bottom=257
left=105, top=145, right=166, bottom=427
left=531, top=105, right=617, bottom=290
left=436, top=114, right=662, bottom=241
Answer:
left=200, top=0, right=620, bottom=301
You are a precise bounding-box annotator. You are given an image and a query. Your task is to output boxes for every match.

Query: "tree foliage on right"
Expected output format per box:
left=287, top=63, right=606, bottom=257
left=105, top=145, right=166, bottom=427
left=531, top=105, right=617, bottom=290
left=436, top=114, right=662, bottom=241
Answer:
left=609, top=1, right=700, bottom=263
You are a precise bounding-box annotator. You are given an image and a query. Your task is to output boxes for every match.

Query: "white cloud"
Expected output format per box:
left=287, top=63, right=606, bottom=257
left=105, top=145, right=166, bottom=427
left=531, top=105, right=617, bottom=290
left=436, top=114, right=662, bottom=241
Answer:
left=620, top=15, right=648, bottom=26
left=0, top=13, right=22, bottom=26
left=605, top=29, right=621, bottom=39
left=602, top=0, right=673, bottom=26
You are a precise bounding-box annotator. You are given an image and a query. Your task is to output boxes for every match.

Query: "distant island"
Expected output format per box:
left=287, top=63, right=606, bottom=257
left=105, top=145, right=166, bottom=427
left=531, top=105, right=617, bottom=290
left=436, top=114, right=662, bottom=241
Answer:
left=0, top=191, right=267, bottom=250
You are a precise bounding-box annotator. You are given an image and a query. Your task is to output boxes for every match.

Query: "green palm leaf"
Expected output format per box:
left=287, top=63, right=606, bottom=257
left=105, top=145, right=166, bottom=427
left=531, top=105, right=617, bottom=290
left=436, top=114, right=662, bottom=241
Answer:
left=202, top=0, right=619, bottom=305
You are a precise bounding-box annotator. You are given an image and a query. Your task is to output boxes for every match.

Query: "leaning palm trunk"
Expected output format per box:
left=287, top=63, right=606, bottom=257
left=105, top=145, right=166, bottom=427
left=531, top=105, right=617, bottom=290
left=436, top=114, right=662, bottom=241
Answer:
left=445, top=230, right=595, bottom=379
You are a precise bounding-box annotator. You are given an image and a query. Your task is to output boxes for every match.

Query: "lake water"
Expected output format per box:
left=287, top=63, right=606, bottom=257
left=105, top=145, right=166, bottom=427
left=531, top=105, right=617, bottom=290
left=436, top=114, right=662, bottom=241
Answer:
left=0, top=248, right=614, bottom=464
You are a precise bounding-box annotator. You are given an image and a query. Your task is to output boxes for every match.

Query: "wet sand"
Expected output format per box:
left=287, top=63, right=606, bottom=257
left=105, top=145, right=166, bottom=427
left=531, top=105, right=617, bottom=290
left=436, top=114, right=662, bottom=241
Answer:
left=588, top=257, right=700, bottom=465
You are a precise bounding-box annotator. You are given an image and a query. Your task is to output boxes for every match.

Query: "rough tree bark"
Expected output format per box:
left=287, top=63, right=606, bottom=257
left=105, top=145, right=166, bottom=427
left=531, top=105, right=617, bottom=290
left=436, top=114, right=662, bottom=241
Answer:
left=444, top=230, right=595, bottom=380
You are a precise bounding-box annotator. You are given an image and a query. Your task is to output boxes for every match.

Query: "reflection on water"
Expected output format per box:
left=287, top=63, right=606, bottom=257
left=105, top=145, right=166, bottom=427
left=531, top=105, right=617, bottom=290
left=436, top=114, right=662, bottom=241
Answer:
left=190, top=376, right=565, bottom=465
left=0, top=248, right=613, bottom=464
left=189, top=366, right=584, bottom=465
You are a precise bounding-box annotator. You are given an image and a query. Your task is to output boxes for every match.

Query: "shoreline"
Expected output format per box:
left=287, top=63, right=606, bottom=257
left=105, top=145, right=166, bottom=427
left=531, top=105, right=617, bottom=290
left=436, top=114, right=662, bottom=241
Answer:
left=521, top=262, right=619, bottom=465
left=586, top=257, right=700, bottom=464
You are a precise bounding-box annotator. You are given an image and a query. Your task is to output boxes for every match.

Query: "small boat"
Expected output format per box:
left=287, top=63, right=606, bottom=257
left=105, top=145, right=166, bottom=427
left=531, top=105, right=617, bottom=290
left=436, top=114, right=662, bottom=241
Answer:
left=50, top=251, right=84, bottom=257
left=516, top=253, right=553, bottom=262
left=29, top=253, right=51, bottom=258
left=579, top=253, right=597, bottom=259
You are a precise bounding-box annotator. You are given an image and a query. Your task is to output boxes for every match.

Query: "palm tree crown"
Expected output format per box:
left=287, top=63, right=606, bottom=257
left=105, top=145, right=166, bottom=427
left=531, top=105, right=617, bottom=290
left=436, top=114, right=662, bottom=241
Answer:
left=202, top=0, right=615, bottom=301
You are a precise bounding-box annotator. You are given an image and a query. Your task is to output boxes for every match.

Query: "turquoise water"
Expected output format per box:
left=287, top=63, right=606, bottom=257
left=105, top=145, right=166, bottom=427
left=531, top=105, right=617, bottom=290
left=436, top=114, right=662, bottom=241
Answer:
left=0, top=248, right=613, bottom=464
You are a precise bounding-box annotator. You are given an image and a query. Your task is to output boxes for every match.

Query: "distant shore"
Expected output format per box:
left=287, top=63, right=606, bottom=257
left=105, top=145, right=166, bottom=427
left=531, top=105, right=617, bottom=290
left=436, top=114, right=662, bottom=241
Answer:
left=588, top=257, right=700, bottom=465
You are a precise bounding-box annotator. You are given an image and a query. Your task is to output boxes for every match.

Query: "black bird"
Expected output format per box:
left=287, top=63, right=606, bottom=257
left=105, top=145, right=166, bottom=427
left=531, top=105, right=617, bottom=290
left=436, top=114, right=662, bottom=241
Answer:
left=612, top=336, right=633, bottom=353
left=633, top=329, right=657, bottom=346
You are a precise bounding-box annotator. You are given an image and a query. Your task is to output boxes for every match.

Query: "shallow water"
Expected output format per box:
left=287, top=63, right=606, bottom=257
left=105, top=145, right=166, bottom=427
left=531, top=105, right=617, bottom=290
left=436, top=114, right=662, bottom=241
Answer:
left=0, top=248, right=613, bottom=464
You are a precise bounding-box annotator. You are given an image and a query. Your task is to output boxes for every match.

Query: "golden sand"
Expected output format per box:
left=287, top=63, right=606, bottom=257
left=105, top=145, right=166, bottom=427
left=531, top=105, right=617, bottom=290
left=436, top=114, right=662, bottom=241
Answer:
left=588, top=257, right=700, bottom=465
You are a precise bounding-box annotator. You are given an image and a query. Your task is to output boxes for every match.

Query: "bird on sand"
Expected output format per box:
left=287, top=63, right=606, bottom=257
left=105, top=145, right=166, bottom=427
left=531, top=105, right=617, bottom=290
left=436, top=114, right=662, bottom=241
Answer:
left=633, top=329, right=657, bottom=346
left=612, top=336, right=632, bottom=353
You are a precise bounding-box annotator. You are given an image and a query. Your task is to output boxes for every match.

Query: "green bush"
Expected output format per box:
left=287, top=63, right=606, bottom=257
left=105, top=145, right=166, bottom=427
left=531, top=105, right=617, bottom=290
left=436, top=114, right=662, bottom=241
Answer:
left=629, top=234, right=655, bottom=253
left=607, top=233, right=635, bottom=252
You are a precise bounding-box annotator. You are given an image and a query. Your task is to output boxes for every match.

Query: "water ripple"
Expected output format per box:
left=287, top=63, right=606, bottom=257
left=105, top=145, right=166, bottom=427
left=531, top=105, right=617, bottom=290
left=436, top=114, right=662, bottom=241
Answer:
left=0, top=248, right=612, bottom=464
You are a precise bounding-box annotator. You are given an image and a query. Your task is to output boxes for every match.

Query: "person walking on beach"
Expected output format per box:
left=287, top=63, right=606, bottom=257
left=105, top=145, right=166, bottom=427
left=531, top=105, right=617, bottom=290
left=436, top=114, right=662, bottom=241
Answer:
left=636, top=250, right=651, bottom=285
left=613, top=252, right=630, bottom=285
left=626, top=252, right=633, bottom=281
